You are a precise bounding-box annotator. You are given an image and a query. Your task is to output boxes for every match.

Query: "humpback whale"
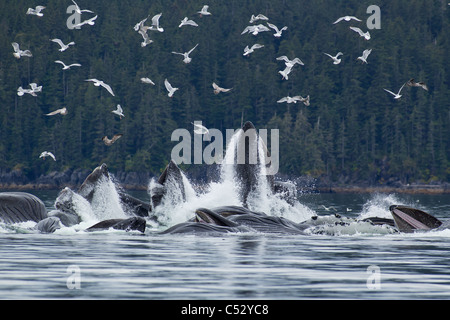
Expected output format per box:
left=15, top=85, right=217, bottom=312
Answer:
left=0, top=189, right=147, bottom=233
left=149, top=159, right=187, bottom=209
left=86, top=217, right=146, bottom=233
left=0, top=192, right=48, bottom=224
left=389, top=205, right=443, bottom=233
left=76, top=163, right=151, bottom=218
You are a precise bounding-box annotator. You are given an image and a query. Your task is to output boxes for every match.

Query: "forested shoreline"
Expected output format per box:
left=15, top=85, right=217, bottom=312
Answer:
left=0, top=0, right=449, bottom=188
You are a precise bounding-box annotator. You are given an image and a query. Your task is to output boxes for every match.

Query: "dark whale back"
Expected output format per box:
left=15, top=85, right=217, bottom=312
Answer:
left=0, top=192, right=48, bottom=224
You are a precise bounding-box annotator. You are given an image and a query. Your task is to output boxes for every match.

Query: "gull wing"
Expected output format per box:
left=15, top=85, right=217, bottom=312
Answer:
left=100, top=82, right=115, bottom=96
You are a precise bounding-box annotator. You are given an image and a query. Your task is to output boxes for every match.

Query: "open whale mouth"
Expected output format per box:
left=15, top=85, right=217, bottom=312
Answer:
left=389, top=205, right=442, bottom=233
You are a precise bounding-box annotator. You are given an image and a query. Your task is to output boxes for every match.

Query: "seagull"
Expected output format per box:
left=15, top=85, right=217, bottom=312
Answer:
left=192, top=122, right=209, bottom=135
left=179, top=17, right=198, bottom=28
left=46, top=107, right=68, bottom=116
left=73, top=15, right=98, bottom=28
left=139, top=30, right=153, bottom=47
left=50, top=39, right=75, bottom=52
left=55, top=60, right=81, bottom=70
left=278, top=66, right=293, bottom=80
left=324, top=52, right=343, bottom=64
left=356, top=49, right=372, bottom=64
left=149, top=13, right=164, bottom=32
left=241, top=24, right=270, bottom=36
left=140, top=77, right=155, bottom=85
left=17, top=86, right=37, bottom=97
left=350, top=26, right=371, bottom=40
left=333, top=16, right=362, bottom=24
left=277, top=95, right=303, bottom=104
left=322, top=205, right=337, bottom=212
left=267, top=23, right=288, bottom=37
left=212, top=82, right=232, bottom=94
left=29, top=83, right=42, bottom=93
left=11, top=42, right=32, bottom=59
left=26, top=6, right=45, bottom=17
left=243, top=43, right=264, bottom=56
left=85, top=79, right=115, bottom=96
left=276, top=56, right=304, bottom=68
left=406, top=78, right=428, bottom=91
left=172, top=44, right=198, bottom=64
left=112, top=104, right=125, bottom=119
left=164, top=79, right=179, bottom=97
left=384, top=83, right=406, bottom=99
left=39, top=151, right=56, bottom=161
left=198, top=5, right=212, bottom=16
left=71, top=0, right=94, bottom=14
left=249, top=14, right=269, bottom=23
left=134, top=16, right=150, bottom=32
left=102, top=134, right=123, bottom=146
left=300, top=95, right=310, bottom=106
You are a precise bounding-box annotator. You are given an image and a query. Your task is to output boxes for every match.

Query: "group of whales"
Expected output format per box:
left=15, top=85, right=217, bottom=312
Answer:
left=0, top=122, right=446, bottom=235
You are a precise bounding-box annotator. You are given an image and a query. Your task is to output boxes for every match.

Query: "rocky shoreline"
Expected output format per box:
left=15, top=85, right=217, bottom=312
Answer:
left=0, top=167, right=449, bottom=194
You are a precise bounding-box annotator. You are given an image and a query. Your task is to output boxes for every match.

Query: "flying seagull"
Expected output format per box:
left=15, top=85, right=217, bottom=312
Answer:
left=55, top=60, right=81, bottom=70
left=356, top=49, right=372, bottom=64
left=278, top=65, right=293, bottom=80
left=267, top=23, right=287, bottom=38
left=333, top=16, right=362, bottom=24
left=164, top=79, right=179, bottom=97
left=46, top=107, right=68, bottom=116
left=406, top=78, right=428, bottom=91
left=384, top=83, right=406, bottom=99
left=198, top=5, right=212, bottom=16
left=85, top=79, right=115, bottom=96
left=277, top=96, right=304, bottom=104
left=29, top=83, right=42, bottom=93
left=26, top=6, right=45, bottom=17
left=192, top=122, right=209, bottom=135
left=179, top=17, right=198, bottom=28
left=249, top=14, right=269, bottom=23
left=243, top=43, right=264, bottom=56
left=17, top=86, right=37, bottom=97
left=50, top=39, right=75, bottom=52
left=11, top=42, right=32, bottom=59
left=112, top=104, right=125, bottom=119
left=324, top=52, right=343, bottom=64
left=299, top=95, right=310, bottom=106
left=350, top=26, right=371, bottom=40
left=149, top=13, right=164, bottom=32
left=39, top=151, right=56, bottom=161
left=241, top=24, right=270, bottom=36
left=102, top=134, right=123, bottom=146
left=212, top=82, right=232, bottom=94
left=73, top=15, right=98, bottom=28
left=71, top=0, right=94, bottom=14
left=140, top=77, right=155, bottom=85
left=276, top=56, right=304, bottom=68
left=172, top=44, right=199, bottom=64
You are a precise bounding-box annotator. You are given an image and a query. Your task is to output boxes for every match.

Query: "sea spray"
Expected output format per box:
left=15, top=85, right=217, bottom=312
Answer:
left=151, top=127, right=314, bottom=227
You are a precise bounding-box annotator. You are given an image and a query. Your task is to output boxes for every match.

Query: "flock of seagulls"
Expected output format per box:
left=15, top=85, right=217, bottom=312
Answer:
left=13, top=3, right=431, bottom=162
left=16, top=1, right=125, bottom=162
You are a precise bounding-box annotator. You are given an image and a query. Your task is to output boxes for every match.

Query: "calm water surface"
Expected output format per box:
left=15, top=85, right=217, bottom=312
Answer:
left=1, top=191, right=450, bottom=299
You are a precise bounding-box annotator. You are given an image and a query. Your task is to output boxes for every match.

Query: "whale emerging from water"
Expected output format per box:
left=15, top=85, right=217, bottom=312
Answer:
left=389, top=205, right=444, bottom=233
left=0, top=191, right=147, bottom=233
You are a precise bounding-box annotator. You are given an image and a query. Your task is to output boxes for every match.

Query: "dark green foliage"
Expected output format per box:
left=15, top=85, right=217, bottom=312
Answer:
left=0, top=0, right=449, bottom=184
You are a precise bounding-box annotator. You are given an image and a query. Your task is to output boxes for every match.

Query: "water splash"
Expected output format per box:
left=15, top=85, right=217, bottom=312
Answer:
left=152, top=127, right=314, bottom=227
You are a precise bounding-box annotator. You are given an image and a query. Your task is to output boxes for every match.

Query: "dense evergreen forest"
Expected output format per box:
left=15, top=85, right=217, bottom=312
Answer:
left=0, top=0, right=449, bottom=186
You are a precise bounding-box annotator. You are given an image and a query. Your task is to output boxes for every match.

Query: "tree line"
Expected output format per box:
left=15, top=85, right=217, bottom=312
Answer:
left=0, top=0, right=449, bottom=185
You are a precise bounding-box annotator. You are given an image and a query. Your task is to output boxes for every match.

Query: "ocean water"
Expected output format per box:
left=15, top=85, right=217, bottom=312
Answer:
left=1, top=190, right=450, bottom=300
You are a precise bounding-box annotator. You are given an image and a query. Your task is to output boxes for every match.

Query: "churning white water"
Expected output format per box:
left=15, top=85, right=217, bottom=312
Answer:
left=148, top=128, right=314, bottom=227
